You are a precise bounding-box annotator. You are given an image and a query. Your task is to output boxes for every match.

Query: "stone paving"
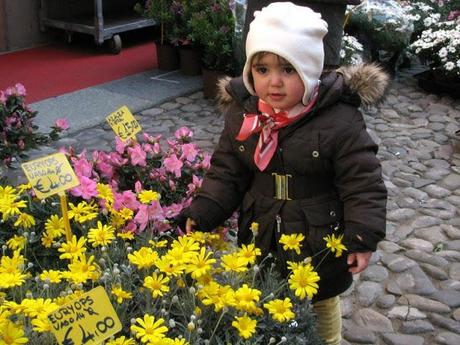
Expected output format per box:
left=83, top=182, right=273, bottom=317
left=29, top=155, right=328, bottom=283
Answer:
left=8, top=67, right=460, bottom=345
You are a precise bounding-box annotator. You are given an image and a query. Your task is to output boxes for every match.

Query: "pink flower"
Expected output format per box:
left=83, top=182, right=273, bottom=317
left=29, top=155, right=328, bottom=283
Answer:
left=70, top=176, right=98, bottom=200
left=201, top=153, right=211, bottom=169
left=96, top=161, right=114, bottom=179
left=134, top=201, right=164, bottom=231
left=128, top=144, right=147, bottom=167
left=163, top=154, right=183, bottom=178
left=181, top=143, right=198, bottom=162
left=108, top=152, right=128, bottom=166
left=114, top=190, right=139, bottom=211
left=135, top=181, right=143, bottom=193
left=15, top=83, right=26, bottom=96
left=0, top=91, right=6, bottom=103
left=72, top=157, right=93, bottom=177
left=187, top=175, right=202, bottom=195
left=175, top=126, right=193, bottom=140
left=115, top=137, right=127, bottom=154
left=54, top=118, right=69, bottom=130
left=163, top=203, right=183, bottom=218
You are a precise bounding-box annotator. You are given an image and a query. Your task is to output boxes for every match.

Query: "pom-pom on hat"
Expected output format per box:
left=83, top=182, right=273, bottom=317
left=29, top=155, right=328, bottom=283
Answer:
left=243, top=2, right=328, bottom=105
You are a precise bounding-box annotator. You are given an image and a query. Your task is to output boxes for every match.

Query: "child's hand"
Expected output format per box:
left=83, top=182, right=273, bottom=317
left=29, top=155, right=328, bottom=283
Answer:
left=185, top=218, right=197, bottom=234
left=347, top=252, right=372, bottom=274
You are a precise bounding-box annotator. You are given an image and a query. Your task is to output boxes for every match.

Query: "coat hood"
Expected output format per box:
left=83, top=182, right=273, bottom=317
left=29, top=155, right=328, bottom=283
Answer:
left=217, top=63, right=390, bottom=113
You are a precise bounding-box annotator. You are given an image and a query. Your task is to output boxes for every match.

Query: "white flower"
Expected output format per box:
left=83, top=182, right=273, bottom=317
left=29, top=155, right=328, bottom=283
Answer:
left=448, top=46, right=456, bottom=53
left=457, top=60, right=460, bottom=68
left=445, top=61, right=455, bottom=71
left=424, top=17, right=432, bottom=27
left=438, top=47, right=448, bottom=58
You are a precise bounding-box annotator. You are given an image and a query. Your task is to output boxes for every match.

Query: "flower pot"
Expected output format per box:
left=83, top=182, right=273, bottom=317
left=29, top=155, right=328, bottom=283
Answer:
left=414, top=70, right=460, bottom=99
left=202, top=68, right=227, bottom=99
left=179, top=47, right=202, bottom=76
left=155, top=43, right=179, bottom=71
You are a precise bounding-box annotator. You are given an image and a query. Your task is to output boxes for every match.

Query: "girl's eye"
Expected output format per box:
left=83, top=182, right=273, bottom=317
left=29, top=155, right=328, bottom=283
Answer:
left=254, top=66, right=268, bottom=74
left=283, top=66, right=296, bottom=74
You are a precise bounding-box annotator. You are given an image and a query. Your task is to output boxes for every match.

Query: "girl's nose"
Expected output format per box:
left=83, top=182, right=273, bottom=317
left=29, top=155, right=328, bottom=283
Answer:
left=269, top=72, right=283, bottom=86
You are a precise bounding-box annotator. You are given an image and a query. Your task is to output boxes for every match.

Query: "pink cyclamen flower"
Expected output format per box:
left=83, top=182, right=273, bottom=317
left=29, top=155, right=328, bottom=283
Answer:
left=72, top=157, right=93, bottom=177
left=163, top=154, right=183, bottom=178
left=134, top=201, right=164, bottom=231
left=175, top=126, right=193, bottom=140
left=70, top=176, right=98, bottom=200
left=115, top=137, right=127, bottom=154
left=128, top=144, right=147, bottom=167
left=201, top=153, right=211, bottom=169
left=54, top=118, right=70, bottom=130
left=15, top=83, right=27, bottom=96
left=181, top=143, right=198, bottom=162
left=0, top=91, right=6, bottom=104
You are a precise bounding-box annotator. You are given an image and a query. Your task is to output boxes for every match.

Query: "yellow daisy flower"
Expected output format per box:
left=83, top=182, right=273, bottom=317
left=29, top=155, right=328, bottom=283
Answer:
left=220, top=253, right=248, bottom=272
left=111, top=286, right=133, bottom=304
left=263, top=298, right=295, bottom=323
left=323, top=233, right=347, bottom=258
left=39, top=269, right=62, bottom=284
left=288, top=263, right=320, bottom=300
left=96, top=183, right=114, bottom=203
left=250, top=222, right=259, bottom=234
left=0, top=320, right=28, bottom=345
left=13, top=212, right=35, bottom=229
left=143, top=273, right=170, bottom=298
left=234, top=284, right=262, bottom=314
left=130, top=314, right=168, bottom=344
left=0, top=199, right=27, bottom=221
left=106, top=335, right=137, bottom=345
left=279, top=233, right=305, bottom=254
left=117, top=231, right=135, bottom=241
left=138, top=190, right=160, bottom=204
left=128, top=247, right=159, bottom=270
left=87, top=221, right=115, bottom=247
left=238, top=244, right=261, bottom=265
left=185, top=247, right=216, bottom=279
left=45, top=215, right=65, bottom=238
left=6, top=235, right=26, bottom=251
left=58, top=236, right=87, bottom=261
left=64, top=255, right=100, bottom=284
left=232, top=314, right=257, bottom=339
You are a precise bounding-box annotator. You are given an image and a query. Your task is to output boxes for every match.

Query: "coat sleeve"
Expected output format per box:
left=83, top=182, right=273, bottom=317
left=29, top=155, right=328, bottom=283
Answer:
left=333, top=109, right=387, bottom=252
left=180, top=111, right=253, bottom=231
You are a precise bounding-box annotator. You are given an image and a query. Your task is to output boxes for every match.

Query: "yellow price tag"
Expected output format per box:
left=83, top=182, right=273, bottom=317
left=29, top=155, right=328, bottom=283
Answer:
left=21, top=152, right=80, bottom=199
left=48, top=286, right=122, bottom=345
left=106, top=105, right=142, bottom=141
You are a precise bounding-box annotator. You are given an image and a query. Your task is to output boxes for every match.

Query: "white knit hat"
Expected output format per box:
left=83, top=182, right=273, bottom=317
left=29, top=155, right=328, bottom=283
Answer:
left=243, top=2, right=328, bottom=105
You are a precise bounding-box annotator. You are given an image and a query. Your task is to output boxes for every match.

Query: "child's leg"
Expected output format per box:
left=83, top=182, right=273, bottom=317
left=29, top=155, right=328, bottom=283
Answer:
left=312, top=296, right=342, bottom=345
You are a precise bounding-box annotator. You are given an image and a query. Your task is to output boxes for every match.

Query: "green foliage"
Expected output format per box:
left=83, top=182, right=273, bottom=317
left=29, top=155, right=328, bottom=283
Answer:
left=188, top=0, right=235, bottom=73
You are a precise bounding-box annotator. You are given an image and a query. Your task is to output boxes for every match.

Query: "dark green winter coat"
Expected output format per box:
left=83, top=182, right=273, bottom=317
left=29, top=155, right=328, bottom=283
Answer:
left=180, top=64, right=389, bottom=301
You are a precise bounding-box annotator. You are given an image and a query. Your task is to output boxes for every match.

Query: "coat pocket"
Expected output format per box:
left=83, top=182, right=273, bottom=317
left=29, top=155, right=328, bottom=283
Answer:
left=301, top=198, right=344, bottom=257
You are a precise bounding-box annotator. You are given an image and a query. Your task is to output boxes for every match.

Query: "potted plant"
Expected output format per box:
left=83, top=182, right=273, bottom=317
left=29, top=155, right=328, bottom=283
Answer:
left=346, top=0, right=414, bottom=74
left=188, top=0, right=235, bottom=98
left=410, top=20, right=460, bottom=97
left=136, top=0, right=179, bottom=70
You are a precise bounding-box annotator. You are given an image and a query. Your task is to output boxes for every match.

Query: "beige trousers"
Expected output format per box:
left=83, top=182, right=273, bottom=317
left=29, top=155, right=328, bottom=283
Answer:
left=313, top=296, right=342, bottom=345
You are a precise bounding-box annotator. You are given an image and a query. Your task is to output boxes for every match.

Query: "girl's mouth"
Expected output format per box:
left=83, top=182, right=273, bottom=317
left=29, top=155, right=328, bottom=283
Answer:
left=269, top=93, right=284, bottom=101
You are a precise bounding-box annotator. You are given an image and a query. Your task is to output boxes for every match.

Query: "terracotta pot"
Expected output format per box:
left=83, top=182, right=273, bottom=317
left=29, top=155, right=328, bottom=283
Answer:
left=179, top=47, right=202, bottom=76
left=155, top=43, right=179, bottom=71
left=202, top=68, right=227, bottom=99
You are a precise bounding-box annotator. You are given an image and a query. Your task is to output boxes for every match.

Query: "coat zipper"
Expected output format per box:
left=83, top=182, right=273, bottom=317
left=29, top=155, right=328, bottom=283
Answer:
left=276, top=214, right=282, bottom=233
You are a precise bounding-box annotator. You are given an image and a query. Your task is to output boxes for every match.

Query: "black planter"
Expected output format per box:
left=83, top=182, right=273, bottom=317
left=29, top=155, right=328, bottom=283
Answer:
left=179, top=47, right=202, bottom=76
left=155, top=43, right=180, bottom=71
left=202, top=68, right=227, bottom=99
left=414, top=70, right=460, bottom=99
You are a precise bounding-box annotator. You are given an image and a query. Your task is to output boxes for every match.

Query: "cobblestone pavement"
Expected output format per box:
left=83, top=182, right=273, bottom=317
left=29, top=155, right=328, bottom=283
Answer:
left=11, top=68, right=460, bottom=344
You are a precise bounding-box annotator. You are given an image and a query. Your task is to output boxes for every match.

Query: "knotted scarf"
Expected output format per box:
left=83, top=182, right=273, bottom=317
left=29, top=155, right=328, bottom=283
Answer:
left=236, top=92, right=318, bottom=171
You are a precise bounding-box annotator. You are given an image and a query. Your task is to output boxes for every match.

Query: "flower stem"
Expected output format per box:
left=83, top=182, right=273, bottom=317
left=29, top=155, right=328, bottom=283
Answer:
left=209, top=309, right=226, bottom=344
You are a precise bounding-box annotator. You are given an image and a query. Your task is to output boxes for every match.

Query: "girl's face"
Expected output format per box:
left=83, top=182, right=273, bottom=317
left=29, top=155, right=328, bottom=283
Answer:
left=251, top=53, right=305, bottom=110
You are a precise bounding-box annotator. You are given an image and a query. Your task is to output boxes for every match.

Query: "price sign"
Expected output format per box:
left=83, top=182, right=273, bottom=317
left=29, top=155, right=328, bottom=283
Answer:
left=48, top=286, right=122, bottom=345
left=106, top=106, right=141, bottom=141
left=21, top=152, right=80, bottom=199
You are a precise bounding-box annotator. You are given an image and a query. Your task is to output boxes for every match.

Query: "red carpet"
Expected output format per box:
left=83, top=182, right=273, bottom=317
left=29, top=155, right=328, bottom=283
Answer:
left=0, top=42, right=157, bottom=103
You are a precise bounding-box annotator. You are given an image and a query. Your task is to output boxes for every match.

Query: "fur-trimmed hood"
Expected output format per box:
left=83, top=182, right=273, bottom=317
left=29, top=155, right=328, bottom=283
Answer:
left=217, top=63, right=389, bottom=113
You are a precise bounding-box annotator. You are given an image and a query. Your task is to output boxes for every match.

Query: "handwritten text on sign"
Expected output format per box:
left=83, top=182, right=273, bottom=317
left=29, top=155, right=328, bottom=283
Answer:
left=48, top=286, right=122, bottom=345
left=21, top=152, right=80, bottom=199
left=106, top=106, right=141, bottom=141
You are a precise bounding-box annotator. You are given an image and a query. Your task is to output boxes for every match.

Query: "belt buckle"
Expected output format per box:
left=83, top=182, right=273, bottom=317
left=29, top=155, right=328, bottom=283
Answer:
left=272, top=173, right=292, bottom=200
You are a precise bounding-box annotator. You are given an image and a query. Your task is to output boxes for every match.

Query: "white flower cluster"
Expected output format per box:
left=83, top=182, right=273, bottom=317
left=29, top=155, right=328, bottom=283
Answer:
left=404, top=1, right=441, bottom=33
left=340, top=34, right=364, bottom=66
left=410, top=21, right=460, bottom=76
